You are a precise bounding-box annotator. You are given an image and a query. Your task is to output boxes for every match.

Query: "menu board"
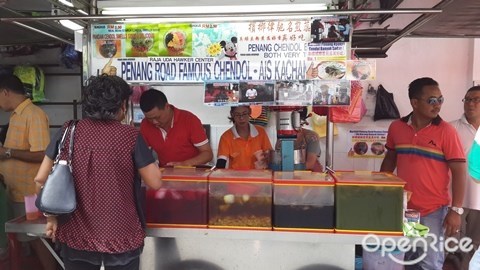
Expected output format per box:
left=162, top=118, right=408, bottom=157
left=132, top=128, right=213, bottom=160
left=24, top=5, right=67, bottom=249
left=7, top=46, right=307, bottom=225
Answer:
left=89, top=17, right=376, bottom=84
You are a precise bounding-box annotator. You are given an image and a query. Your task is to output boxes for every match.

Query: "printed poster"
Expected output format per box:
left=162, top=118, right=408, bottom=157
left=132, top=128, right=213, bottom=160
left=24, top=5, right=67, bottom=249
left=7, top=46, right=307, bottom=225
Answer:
left=90, top=19, right=357, bottom=83
left=204, top=81, right=240, bottom=106
left=348, top=129, right=388, bottom=158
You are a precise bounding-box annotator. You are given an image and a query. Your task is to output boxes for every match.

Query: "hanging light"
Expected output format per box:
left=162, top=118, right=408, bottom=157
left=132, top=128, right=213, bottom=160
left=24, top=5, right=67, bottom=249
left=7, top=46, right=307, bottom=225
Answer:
left=101, top=3, right=328, bottom=15
left=76, top=9, right=88, bottom=15
left=58, top=0, right=74, bottom=8
left=59, top=19, right=84, bottom=31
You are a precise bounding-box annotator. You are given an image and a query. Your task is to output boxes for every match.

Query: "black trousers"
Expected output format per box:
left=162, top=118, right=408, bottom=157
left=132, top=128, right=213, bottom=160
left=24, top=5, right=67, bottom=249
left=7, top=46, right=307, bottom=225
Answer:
left=63, top=256, right=140, bottom=270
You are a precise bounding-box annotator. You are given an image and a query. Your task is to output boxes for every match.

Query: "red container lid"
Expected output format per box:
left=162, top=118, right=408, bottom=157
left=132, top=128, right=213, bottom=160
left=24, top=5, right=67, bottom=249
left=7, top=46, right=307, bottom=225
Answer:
left=162, top=167, right=210, bottom=182
left=332, top=171, right=405, bottom=186
left=273, top=171, right=334, bottom=186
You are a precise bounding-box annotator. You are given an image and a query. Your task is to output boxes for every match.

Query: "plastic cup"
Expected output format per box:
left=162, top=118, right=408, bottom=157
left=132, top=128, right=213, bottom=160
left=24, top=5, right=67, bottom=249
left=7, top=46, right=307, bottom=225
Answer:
left=405, top=209, right=420, bottom=223
left=24, top=194, right=40, bottom=220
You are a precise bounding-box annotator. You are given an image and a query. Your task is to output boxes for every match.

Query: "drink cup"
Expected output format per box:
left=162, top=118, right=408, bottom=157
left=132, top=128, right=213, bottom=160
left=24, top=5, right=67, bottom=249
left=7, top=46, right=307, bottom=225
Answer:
left=24, top=194, right=40, bottom=220
left=405, top=209, right=420, bottom=223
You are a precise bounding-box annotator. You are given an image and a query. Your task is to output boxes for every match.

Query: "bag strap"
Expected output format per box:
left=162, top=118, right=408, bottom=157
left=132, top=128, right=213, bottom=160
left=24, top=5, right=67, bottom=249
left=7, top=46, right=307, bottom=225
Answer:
left=54, top=120, right=77, bottom=165
left=67, top=120, right=77, bottom=165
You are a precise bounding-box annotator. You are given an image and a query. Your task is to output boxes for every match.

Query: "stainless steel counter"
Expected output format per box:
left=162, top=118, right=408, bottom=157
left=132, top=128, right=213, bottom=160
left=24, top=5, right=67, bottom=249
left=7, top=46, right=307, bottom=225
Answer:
left=6, top=216, right=401, bottom=270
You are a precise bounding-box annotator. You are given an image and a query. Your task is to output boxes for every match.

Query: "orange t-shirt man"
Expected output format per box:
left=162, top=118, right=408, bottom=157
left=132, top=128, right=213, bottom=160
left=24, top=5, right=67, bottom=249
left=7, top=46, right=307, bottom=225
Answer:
left=217, top=124, right=272, bottom=170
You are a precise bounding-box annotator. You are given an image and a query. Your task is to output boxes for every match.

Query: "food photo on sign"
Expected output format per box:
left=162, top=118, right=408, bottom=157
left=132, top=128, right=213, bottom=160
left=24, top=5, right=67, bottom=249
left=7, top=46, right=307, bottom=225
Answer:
left=346, top=60, right=376, bottom=81
left=125, top=24, right=159, bottom=57
left=306, top=61, right=346, bottom=80
left=159, top=24, right=192, bottom=57
left=96, top=39, right=121, bottom=58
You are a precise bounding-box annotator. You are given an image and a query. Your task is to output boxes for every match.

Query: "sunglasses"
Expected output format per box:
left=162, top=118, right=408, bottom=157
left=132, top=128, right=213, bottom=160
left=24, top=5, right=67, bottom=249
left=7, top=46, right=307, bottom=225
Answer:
left=420, top=96, right=444, bottom=105
left=462, top=97, right=480, bottom=104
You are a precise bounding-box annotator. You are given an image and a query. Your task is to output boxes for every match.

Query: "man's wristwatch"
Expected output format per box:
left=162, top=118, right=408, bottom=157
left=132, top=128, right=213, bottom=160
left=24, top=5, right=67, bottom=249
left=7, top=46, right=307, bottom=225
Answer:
left=4, top=148, right=11, bottom=159
left=450, top=206, right=464, bottom=215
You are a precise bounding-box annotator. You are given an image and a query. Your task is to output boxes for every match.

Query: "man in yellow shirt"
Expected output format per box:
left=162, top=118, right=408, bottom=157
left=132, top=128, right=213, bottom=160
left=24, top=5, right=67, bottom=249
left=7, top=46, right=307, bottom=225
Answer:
left=0, top=74, right=56, bottom=270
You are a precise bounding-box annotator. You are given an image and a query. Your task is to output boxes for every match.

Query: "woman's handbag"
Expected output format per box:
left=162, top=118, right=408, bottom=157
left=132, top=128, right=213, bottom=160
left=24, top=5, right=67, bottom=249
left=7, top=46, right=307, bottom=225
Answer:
left=36, top=120, right=77, bottom=215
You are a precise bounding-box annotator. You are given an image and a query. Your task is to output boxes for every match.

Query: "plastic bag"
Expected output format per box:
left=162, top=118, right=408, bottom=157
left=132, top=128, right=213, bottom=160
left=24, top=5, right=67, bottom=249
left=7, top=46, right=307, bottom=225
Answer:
left=373, top=84, right=400, bottom=121
left=13, top=65, right=45, bottom=102
left=329, top=81, right=365, bottom=123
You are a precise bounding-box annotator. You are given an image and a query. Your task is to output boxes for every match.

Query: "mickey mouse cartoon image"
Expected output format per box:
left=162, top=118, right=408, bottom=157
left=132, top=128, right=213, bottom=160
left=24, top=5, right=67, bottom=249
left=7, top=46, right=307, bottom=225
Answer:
left=219, top=37, right=238, bottom=60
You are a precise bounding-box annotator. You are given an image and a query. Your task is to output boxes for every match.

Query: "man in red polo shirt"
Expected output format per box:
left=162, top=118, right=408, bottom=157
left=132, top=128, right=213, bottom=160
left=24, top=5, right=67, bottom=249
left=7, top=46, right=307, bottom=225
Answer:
left=139, top=89, right=213, bottom=167
left=381, top=77, right=466, bottom=269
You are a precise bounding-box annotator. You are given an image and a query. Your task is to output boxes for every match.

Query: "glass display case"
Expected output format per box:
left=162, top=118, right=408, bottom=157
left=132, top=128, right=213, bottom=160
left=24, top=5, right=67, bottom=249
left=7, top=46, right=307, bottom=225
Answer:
left=273, top=171, right=335, bottom=232
left=332, top=171, right=405, bottom=235
left=208, top=169, right=273, bottom=230
left=146, top=167, right=210, bottom=228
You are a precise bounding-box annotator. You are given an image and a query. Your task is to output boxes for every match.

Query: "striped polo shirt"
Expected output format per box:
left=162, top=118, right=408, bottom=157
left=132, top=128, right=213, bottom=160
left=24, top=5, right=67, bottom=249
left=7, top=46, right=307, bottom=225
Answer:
left=385, top=113, right=465, bottom=216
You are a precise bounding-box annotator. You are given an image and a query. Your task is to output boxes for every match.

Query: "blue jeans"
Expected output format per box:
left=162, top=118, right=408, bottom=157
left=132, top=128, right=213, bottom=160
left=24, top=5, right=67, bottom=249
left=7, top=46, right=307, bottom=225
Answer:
left=405, top=206, right=448, bottom=270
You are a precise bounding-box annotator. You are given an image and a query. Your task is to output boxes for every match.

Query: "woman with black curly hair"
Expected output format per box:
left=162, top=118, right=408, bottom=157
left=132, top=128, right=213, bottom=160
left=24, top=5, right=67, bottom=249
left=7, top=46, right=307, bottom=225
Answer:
left=34, top=75, right=163, bottom=270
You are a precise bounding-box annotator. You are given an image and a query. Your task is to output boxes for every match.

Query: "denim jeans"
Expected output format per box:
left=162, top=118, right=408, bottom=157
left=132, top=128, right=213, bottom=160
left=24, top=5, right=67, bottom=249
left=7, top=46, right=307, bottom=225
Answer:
left=405, top=206, right=448, bottom=270
left=63, top=256, right=140, bottom=270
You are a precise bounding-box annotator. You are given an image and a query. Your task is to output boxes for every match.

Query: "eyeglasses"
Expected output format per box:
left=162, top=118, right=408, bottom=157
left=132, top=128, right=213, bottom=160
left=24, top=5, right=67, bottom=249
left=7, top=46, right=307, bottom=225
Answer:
left=233, top=112, right=250, bottom=119
left=462, top=97, right=480, bottom=104
left=419, top=96, right=444, bottom=105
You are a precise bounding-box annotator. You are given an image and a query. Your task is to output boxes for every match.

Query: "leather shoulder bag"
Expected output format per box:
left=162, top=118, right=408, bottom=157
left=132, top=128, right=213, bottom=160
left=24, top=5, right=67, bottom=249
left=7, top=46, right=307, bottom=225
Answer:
left=36, top=120, right=78, bottom=215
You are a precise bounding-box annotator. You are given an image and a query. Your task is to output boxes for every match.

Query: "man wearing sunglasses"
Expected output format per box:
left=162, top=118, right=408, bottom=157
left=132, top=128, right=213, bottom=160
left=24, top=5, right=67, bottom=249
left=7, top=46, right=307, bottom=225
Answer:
left=450, top=85, right=480, bottom=269
left=381, top=77, right=466, bottom=269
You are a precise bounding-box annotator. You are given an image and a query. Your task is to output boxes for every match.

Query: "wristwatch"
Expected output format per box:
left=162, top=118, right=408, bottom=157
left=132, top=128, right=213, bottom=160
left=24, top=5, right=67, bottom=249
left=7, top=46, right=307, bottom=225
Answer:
left=4, top=148, right=11, bottom=159
left=450, top=206, right=464, bottom=215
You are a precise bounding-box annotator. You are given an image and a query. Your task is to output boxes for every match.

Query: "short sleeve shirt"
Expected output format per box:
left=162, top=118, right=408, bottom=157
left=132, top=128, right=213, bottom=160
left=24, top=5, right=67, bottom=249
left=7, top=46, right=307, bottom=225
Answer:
left=450, top=116, right=480, bottom=210
left=469, top=128, right=480, bottom=180
left=47, top=119, right=154, bottom=254
left=0, top=99, right=49, bottom=202
left=385, top=114, right=465, bottom=215
left=246, top=89, right=257, bottom=99
left=140, top=106, right=208, bottom=166
left=217, top=124, right=272, bottom=169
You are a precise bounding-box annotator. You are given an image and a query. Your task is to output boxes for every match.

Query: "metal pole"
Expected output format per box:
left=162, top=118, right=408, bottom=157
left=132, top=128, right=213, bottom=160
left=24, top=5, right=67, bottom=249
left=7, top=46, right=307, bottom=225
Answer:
left=39, top=237, right=65, bottom=269
left=0, top=8, right=443, bottom=22
left=325, top=111, right=334, bottom=169
left=380, top=0, right=454, bottom=50
left=10, top=21, right=74, bottom=45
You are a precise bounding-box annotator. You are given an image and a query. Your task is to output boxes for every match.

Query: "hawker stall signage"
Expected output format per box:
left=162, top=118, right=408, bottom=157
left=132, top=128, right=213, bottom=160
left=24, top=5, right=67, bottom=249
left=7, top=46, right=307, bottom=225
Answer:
left=90, top=18, right=362, bottom=83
